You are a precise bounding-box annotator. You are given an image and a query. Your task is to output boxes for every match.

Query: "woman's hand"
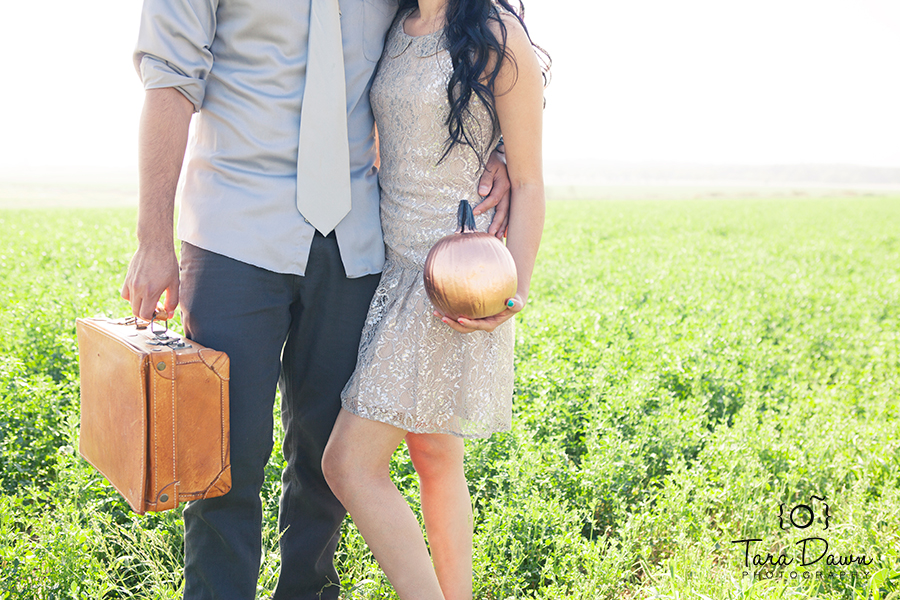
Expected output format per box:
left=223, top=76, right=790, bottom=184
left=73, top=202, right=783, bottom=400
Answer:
left=434, top=295, right=524, bottom=333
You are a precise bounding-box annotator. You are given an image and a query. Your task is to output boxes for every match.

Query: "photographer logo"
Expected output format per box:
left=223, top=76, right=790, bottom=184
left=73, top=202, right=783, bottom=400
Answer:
left=731, top=494, right=872, bottom=581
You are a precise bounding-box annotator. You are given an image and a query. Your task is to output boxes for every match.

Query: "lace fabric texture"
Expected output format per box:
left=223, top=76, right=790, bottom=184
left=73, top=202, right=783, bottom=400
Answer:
left=341, top=12, right=513, bottom=438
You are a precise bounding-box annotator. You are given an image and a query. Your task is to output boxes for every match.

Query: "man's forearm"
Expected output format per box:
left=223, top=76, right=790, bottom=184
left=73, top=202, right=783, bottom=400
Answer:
left=137, top=88, right=194, bottom=248
left=120, top=87, right=194, bottom=320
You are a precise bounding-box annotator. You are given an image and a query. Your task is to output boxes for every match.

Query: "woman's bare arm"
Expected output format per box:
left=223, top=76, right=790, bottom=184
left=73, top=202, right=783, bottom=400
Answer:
left=440, top=14, right=545, bottom=333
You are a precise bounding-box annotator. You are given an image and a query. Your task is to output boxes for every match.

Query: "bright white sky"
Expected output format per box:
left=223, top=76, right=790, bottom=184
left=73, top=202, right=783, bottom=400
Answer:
left=1, top=0, right=899, bottom=169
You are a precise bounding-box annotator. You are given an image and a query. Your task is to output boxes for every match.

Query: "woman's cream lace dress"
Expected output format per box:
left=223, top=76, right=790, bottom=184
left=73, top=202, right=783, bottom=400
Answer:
left=340, top=11, right=514, bottom=438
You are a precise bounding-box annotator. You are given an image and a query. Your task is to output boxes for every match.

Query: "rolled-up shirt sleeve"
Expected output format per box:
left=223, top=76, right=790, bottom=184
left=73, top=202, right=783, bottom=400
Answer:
left=134, top=0, right=218, bottom=112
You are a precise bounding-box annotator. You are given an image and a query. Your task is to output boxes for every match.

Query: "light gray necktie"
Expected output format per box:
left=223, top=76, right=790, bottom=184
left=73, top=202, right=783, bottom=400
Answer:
left=296, top=0, right=351, bottom=235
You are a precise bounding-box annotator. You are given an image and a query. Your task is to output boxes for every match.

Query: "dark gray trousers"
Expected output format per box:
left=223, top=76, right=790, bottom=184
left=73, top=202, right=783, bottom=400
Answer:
left=178, top=235, right=380, bottom=600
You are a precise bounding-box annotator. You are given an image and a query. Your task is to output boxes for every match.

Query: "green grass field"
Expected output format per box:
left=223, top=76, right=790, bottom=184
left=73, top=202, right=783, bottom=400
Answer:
left=1, top=197, right=898, bottom=599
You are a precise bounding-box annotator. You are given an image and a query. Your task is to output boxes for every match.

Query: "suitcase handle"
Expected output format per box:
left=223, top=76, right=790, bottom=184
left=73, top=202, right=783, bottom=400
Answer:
left=149, top=312, right=169, bottom=336
left=119, top=311, right=168, bottom=333
left=115, top=314, right=191, bottom=349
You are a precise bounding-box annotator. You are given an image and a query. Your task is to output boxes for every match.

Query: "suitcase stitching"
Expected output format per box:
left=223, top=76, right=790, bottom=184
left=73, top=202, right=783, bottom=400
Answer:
left=170, top=348, right=178, bottom=507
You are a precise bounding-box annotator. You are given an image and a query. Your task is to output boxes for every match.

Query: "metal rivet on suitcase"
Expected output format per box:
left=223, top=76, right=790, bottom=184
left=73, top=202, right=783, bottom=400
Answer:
left=156, top=362, right=166, bottom=371
left=160, top=494, right=169, bottom=503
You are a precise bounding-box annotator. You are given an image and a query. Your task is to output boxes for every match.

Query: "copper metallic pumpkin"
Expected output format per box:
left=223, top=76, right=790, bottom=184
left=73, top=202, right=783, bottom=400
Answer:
left=424, top=200, right=518, bottom=321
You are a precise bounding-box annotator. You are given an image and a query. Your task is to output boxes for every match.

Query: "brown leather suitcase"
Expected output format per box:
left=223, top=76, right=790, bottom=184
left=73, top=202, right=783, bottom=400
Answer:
left=76, top=316, right=231, bottom=514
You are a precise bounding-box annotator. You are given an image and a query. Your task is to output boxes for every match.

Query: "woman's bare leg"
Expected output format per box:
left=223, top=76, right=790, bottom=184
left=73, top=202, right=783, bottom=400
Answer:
left=322, top=409, right=445, bottom=600
left=406, top=432, right=473, bottom=600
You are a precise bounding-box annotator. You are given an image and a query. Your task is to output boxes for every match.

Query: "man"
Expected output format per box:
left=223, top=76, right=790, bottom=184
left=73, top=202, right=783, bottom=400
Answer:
left=120, top=1, right=510, bottom=598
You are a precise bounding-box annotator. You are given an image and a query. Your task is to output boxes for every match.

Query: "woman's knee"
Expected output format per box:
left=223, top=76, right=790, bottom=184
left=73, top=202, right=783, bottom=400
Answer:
left=406, top=434, right=463, bottom=482
left=322, top=412, right=401, bottom=497
left=321, top=436, right=353, bottom=496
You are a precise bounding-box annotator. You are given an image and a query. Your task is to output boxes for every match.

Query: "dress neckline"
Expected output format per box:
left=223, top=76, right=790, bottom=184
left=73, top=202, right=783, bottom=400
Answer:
left=387, top=9, right=446, bottom=58
left=399, top=9, right=445, bottom=40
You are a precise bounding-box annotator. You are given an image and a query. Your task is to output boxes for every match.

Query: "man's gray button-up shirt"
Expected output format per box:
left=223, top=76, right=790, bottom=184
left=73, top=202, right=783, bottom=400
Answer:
left=135, top=0, right=399, bottom=278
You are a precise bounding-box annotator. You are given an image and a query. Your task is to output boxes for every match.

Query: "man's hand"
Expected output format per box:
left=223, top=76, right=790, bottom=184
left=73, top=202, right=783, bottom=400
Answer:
left=121, top=243, right=180, bottom=321
left=474, top=148, right=511, bottom=238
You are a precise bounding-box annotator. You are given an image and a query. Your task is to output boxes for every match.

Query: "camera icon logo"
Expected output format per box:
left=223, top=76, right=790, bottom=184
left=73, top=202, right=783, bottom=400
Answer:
left=778, top=495, right=830, bottom=531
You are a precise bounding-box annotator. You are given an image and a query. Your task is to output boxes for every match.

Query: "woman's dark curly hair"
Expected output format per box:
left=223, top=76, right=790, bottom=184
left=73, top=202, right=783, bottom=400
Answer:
left=396, top=0, right=550, bottom=165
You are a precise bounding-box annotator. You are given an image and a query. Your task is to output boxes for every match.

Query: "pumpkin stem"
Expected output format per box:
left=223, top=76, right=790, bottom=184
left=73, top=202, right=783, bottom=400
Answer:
left=456, top=200, right=478, bottom=234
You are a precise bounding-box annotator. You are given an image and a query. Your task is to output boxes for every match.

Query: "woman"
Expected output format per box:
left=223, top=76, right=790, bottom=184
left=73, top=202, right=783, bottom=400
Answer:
left=322, top=0, right=548, bottom=597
